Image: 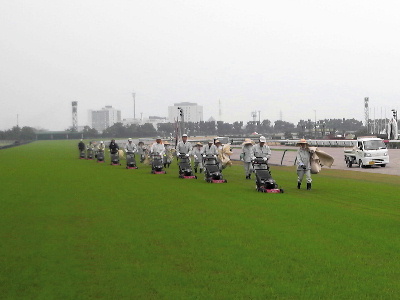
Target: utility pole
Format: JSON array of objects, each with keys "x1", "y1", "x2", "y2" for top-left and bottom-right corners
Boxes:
[
  {"x1": 72, "y1": 101, "x2": 78, "y2": 131},
  {"x1": 313, "y1": 110, "x2": 317, "y2": 139},
  {"x1": 132, "y1": 92, "x2": 136, "y2": 120},
  {"x1": 364, "y1": 97, "x2": 369, "y2": 133},
  {"x1": 178, "y1": 107, "x2": 184, "y2": 134},
  {"x1": 219, "y1": 99, "x2": 222, "y2": 122}
]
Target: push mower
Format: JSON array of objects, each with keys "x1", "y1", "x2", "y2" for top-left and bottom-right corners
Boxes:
[
  {"x1": 151, "y1": 153, "x2": 166, "y2": 174},
  {"x1": 252, "y1": 157, "x2": 283, "y2": 193},
  {"x1": 203, "y1": 154, "x2": 227, "y2": 183},
  {"x1": 110, "y1": 151, "x2": 121, "y2": 166},
  {"x1": 126, "y1": 152, "x2": 138, "y2": 169},
  {"x1": 178, "y1": 154, "x2": 197, "y2": 179}
]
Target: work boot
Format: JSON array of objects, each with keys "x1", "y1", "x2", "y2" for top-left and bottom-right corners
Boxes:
[
  {"x1": 248, "y1": 174, "x2": 251, "y2": 179},
  {"x1": 297, "y1": 182, "x2": 301, "y2": 189},
  {"x1": 307, "y1": 183, "x2": 312, "y2": 190},
  {"x1": 194, "y1": 168, "x2": 197, "y2": 173},
  {"x1": 200, "y1": 168, "x2": 203, "y2": 173},
  {"x1": 245, "y1": 175, "x2": 249, "y2": 179}
]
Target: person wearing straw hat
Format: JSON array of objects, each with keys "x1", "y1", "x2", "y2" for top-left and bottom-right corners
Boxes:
[
  {"x1": 192, "y1": 142, "x2": 204, "y2": 173},
  {"x1": 176, "y1": 133, "x2": 193, "y2": 156},
  {"x1": 241, "y1": 138, "x2": 254, "y2": 179},
  {"x1": 163, "y1": 140, "x2": 173, "y2": 168},
  {"x1": 251, "y1": 136, "x2": 271, "y2": 169},
  {"x1": 137, "y1": 141, "x2": 147, "y2": 163},
  {"x1": 214, "y1": 140, "x2": 227, "y2": 170},
  {"x1": 296, "y1": 139, "x2": 313, "y2": 190}
]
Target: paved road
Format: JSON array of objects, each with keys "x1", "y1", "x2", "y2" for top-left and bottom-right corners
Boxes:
[{"x1": 231, "y1": 146, "x2": 400, "y2": 176}]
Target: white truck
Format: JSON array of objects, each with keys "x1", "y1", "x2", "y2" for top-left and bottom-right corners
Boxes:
[{"x1": 344, "y1": 137, "x2": 389, "y2": 168}]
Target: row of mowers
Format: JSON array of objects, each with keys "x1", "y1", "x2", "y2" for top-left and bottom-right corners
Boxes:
[{"x1": 79, "y1": 150, "x2": 283, "y2": 193}]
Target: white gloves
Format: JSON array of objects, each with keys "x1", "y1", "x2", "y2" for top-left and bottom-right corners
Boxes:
[{"x1": 263, "y1": 157, "x2": 268, "y2": 161}]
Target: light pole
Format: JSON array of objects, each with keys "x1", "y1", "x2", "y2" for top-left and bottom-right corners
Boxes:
[
  {"x1": 313, "y1": 110, "x2": 317, "y2": 139},
  {"x1": 177, "y1": 107, "x2": 184, "y2": 134}
]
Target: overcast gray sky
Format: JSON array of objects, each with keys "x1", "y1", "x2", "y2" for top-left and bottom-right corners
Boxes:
[{"x1": 1, "y1": 0, "x2": 399, "y2": 131}]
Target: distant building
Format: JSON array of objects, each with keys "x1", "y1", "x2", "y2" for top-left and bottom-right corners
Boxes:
[
  {"x1": 168, "y1": 102, "x2": 203, "y2": 123},
  {"x1": 123, "y1": 116, "x2": 167, "y2": 130},
  {"x1": 88, "y1": 106, "x2": 121, "y2": 132}
]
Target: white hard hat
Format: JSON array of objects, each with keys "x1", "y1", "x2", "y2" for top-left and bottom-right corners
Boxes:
[
  {"x1": 100, "y1": 141, "x2": 104, "y2": 144},
  {"x1": 259, "y1": 136, "x2": 267, "y2": 143},
  {"x1": 128, "y1": 138, "x2": 132, "y2": 141},
  {"x1": 182, "y1": 134, "x2": 188, "y2": 137}
]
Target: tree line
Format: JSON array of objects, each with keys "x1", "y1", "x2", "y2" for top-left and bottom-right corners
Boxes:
[
  {"x1": 81, "y1": 118, "x2": 365, "y2": 139},
  {"x1": 3, "y1": 118, "x2": 389, "y2": 140}
]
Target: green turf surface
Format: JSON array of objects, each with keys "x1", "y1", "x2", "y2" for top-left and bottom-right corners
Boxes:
[{"x1": 1, "y1": 140, "x2": 399, "y2": 299}]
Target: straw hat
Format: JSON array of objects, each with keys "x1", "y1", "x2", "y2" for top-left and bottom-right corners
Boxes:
[
  {"x1": 164, "y1": 141, "x2": 170, "y2": 145},
  {"x1": 242, "y1": 138, "x2": 254, "y2": 145},
  {"x1": 214, "y1": 140, "x2": 221, "y2": 144},
  {"x1": 296, "y1": 139, "x2": 309, "y2": 146},
  {"x1": 196, "y1": 142, "x2": 203, "y2": 146}
]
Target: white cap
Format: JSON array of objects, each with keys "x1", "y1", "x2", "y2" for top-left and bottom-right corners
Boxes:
[
  {"x1": 182, "y1": 134, "x2": 188, "y2": 137},
  {"x1": 259, "y1": 136, "x2": 266, "y2": 143}
]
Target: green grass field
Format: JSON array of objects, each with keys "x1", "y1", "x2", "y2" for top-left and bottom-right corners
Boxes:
[{"x1": 1, "y1": 140, "x2": 399, "y2": 299}]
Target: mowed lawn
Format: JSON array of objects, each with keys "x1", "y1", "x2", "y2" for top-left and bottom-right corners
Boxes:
[{"x1": 1, "y1": 140, "x2": 400, "y2": 299}]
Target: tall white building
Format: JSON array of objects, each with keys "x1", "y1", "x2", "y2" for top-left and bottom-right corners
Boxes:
[
  {"x1": 88, "y1": 106, "x2": 121, "y2": 132},
  {"x1": 168, "y1": 102, "x2": 203, "y2": 123}
]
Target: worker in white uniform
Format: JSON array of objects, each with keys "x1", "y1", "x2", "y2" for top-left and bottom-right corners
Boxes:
[
  {"x1": 251, "y1": 136, "x2": 271, "y2": 169},
  {"x1": 150, "y1": 137, "x2": 165, "y2": 156},
  {"x1": 296, "y1": 139, "x2": 313, "y2": 190},
  {"x1": 176, "y1": 134, "x2": 193, "y2": 156},
  {"x1": 241, "y1": 138, "x2": 254, "y2": 179},
  {"x1": 192, "y1": 142, "x2": 204, "y2": 173}
]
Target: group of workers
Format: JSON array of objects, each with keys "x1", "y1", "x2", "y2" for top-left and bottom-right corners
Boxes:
[
  {"x1": 149, "y1": 134, "x2": 226, "y2": 172},
  {"x1": 78, "y1": 134, "x2": 227, "y2": 173},
  {"x1": 79, "y1": 134, "x2": 315, "y2": 190},
  {"x1": 240, "y1": 136, "x2": 314, "y2": 190}
]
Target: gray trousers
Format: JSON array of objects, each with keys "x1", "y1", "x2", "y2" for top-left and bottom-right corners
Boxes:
[
  {"x1": 243, "y1": 162, "x2": 253, "y2": 176},
  {"x1": 194, "y1": 161, "x2": 203, "y2": 169},
  {"x1": 297, "y1": 169, "x2": 312, "y2": 183}
]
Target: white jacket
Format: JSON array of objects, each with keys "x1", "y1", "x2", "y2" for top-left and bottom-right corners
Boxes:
[
  {"x1": 124, "y1": 142, "x2": 137, "y2": 153},
  {"x1": 176, "y1": 141, "x2": 193, "y2": 155},
  {"x1": 296, "y1": 148, "x2": 311, "y2": 170},
  {"x1": 241, "y1": 144, "x2": 254, "y2": 163},
  {"x1": 251, "y1": 144, "x2": 271, "y2": 160},
  {"x1": 203, "y1": 144, "x2": 218, "y2": 155},
  {"x1": 150, "y1": 143, "x2": 165, "y2": 155}
]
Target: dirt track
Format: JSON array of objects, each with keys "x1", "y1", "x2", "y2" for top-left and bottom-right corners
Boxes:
[{"x1": 231, "y1": 146, "x2": 400, "y2": 176}]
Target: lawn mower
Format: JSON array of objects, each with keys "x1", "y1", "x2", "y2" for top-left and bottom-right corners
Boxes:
[
  {"x1": 151, "y1": 153, "x2": 166, "y2": 174},
  {"x1": 203, "y1": 154, "x2": 227, "y2": 183},
  {"x1": 252, "y1": 157, "x2": 283, "y2": 193},
  {"x1": 126, "y1": 152, "x2": 138, "y2": 169},
  {"x1": 178, "y1": 154, "x2": 197, "y2": 179}
]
